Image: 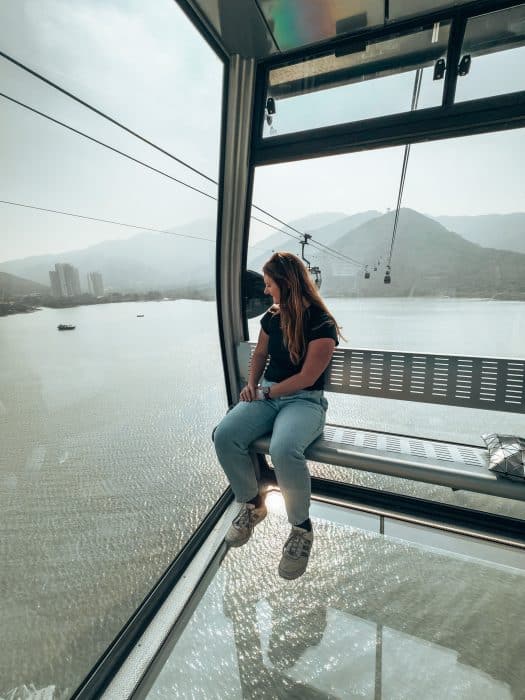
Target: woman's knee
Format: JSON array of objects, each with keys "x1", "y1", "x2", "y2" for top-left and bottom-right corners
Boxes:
[
  {"x1": 213, "y1": 419, "x2": 235, "y2": 452},
  {"x1": 213, "y1": 411, "x2": 249, "y2": 454},
  {"x1": 269, "y1": 441, "x2": 303, "y2": 469}
]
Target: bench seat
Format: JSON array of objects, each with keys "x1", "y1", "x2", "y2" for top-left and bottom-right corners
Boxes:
[
  {"x1": 237, "y1": 342, "x2": 525, "y2": 503},
  {"x1": 251, "y1": 424, "x2": 525, "y2": 502}
]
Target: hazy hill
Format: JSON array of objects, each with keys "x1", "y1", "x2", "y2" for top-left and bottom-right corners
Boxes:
[
  {"x1": 2, "y1": 210, "x2": 524, "y2": 300},
  {"x1": 0, "y1": 219, "x2": 216, "y2": 293},
  {"x1": 248, "y1": 210, "x2": 382, "y2": 268},
  {"x1": 433, "y1": 213, "x2": 525, "y2": 254},
  {"x1": 324, "y1": 208, "x2": 525, "y2": 299},
  {"x1": 0, "y1": 271, "x2": 50, "y2": 297}
]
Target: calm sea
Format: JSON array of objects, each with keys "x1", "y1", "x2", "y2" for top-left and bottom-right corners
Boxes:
[{"x1": 1, "y1": 297, "x2": 524, "y2": 697}]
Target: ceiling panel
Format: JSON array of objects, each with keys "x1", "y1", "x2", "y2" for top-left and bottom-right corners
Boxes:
[
  {"x1": 187, "y1": 1, "x2": 525, "y2": 59},
  {"x1": 192, "y1": 0, "x2": 278, "y2": 57}
]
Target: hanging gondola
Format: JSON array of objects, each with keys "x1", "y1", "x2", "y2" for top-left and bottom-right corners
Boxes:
[
  {"x1": 310, "y1": 266, "x2": 322, "y2": 288},
  {"x1": 299, "y1": 233, "x2": 322, "y2": 289}
]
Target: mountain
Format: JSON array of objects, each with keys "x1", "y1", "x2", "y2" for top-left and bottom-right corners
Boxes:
[
  {"x1": 0, "y1": 271, "x2": 50, "y2": 297},
  {"x1": 248, "y1": 210, "x2": 382, "y2": 269},
  {"x1": 0, "y1": 219, "x2": 216, "y2": 293},
  {"x1": 323, "y1": 208, "x2": 525, "y2": 299},
  {"x1": 433, "y1": 214, "x2": 525, "y2": 254},
  {"x1": 2, "y1": 210, "x2": 524, "y2": 300}
]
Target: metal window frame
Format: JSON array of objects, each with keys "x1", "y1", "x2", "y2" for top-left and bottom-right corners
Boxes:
[
  {"x1": 253, "y1": 0, "x2": 525, "y2": 161},
  {"x1": 259, "y1": 0, "x2": 524, "y2": 69}
]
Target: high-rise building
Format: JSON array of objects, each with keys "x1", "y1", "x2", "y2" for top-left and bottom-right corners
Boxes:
[
  {"x1": 48, "y1": 263, "x2": 81, "y2": 297},
  {"x1": 87, "y1": 271, "x2": 104, "y2": 297},
  {"x1": 49, "y1": 270, "x2": 62, "y2": 297}
]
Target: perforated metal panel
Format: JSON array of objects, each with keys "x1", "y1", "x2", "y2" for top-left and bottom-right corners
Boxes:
[
  {"x1": 239, "y1": 342, "x2": 525, "y2": 413},
  {"x1": 322, "y1": 426, "x2": 486, "y2": 467}
]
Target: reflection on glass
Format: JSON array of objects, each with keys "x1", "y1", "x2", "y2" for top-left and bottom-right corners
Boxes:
[
  {"x1": 145, "y1": 506, "x2": 524, "y2": 699},
  {"x1": 455, "y1": 5, "x2": 525, "y2": 102},
  {"x1": 258, "y1": 0, "x2": 384, "y2": 51},
  {"x1": 264, "y1": 24, "x2": 449, "y2": 136}
]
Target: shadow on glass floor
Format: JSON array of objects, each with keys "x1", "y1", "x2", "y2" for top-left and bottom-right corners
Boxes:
[{"x1": 144, "y1": 497, "x2": 524, "y2": 700}]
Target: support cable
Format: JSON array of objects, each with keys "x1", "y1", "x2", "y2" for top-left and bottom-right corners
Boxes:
[
  {"x1": 386, "y1": 68, "x2": 423, "y2": 270},
  {"x1": 0, "y1": 51, "x2": 365, "y2": 267},
  {"x1": 0, "y1": 94, "x2": 364, "y2": 268},
  {"x1": 0, "y1": 198, "x2": 311, "y2": 249},
  {"x1": 0, "y1": 49, "x2": 217, "y2": 185},
  {"x1": 0, "y1": 91, "x2": 217, "y2": 203},
  {"x1": 0, "y1": 199, "x2": 214, "y2": 242}
]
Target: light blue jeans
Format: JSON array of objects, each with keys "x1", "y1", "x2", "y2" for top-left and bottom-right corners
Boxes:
[{"x1": 213, "y1": 380, "x2": 328, "y2": 525}]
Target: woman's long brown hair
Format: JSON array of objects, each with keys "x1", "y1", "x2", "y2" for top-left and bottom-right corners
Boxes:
[{"x1": 262, "y1": 251, "x2": 343, "y2": 364}]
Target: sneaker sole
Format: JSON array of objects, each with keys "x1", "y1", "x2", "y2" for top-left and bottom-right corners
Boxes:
[{"x1": 278, "y1": 563, "x2": 308, "y2": 580}]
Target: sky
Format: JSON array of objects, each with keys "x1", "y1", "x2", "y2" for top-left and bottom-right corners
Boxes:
[{"x1": 1, "y1": 0, "x2": 524, "y2": 263}]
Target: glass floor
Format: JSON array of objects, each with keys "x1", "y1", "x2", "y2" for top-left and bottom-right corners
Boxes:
[{"x1": 138, "y1": 494, "x2": 525, "y2": 700}]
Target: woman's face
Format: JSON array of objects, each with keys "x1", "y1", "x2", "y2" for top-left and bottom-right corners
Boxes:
[{"x1": 263, "y1": 274, "x2": 280, "y2": 304}]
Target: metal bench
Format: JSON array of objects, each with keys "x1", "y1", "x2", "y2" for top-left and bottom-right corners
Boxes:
[{"x1": 237, "y1": 342, "x2": 525, "y2": 502}]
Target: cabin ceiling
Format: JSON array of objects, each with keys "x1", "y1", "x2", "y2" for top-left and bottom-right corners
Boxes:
[{"x1": 188, "y1": 0, "x2": 482, "y2": 58}]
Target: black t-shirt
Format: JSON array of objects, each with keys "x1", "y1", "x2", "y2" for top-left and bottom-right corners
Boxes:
[{"x1": 260, "y1": 305, "x2": 339, "y2": 390}]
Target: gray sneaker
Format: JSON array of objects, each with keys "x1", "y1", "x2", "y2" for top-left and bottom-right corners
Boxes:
[
  {"x1": 225, "y1": 503, "x2": 267, "y2": 547},
  {"x1": 278, "y1": 526, "x2": 314, "y2": 580}
]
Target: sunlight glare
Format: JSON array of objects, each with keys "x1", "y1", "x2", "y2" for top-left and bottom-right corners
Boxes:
[{"x1": 265, "y1": 490, "x2": 286, "y2": 513}]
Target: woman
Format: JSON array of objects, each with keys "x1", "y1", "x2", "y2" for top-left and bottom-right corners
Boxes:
[{"x1": 213, "y1": 252, "x2": 341, "y2": 580}]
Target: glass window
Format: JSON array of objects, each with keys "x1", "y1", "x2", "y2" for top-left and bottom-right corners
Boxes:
[
  {"x1": 246, "y1": 128, "x2": 524, "y2": 495},
  {"x1": 455, "y1": 5, "x2": 525, "y2": 102},
  {"x1": 264, "y1": 23, "x2": 450, "y2": 137},
  {"x1": 143, "y1": 500, "x2": 525, "y2": 698},
  {"x1": 388, "y1": 0, "x2": 473, "y2": 21},
  {"x1": 0, "y1": 0, "x2": 226, "y2": 696}
]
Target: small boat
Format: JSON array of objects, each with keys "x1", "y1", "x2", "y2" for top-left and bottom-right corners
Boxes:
[
  {"x1": 137, "y1": 314, "x2": 144, "y2": 318},
  {"x1": 57, "y1": 324, "x2": 76, "y2": 331}
]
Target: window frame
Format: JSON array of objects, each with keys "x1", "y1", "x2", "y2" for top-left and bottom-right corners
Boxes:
[{"x1": 252, "y1": 0, "x2": 525, "y2": 162}]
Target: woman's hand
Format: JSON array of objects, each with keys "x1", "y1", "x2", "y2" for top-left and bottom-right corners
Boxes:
[{"x1": 240, "y1": 383, "x2": 257, "y2": 402}]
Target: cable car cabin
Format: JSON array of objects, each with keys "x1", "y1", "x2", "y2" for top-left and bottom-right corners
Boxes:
[{"x1": 3, "y1": 1, "x2": 525, "y2": 699}]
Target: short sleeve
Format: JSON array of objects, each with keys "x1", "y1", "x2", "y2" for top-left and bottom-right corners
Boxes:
[
  {"x1": 308, "y1": 311, "x2": 339, "y2": 346},
  {"x1": 260, "y1": 311, "x2": 272, "y2": 334}
]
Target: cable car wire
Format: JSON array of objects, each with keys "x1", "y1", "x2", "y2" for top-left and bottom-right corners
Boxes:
[
  {"x1": 0, "y1": 91, "x2": 218, "y2": 203},
  {"x1": 307, "y1": 238, "x2": 364, "y2": 267},
  {"x1": 0, "y1": 92, "x2": 328, "y2": 254},
  {"x1": 386, "y1": 69, "x2": 423, "y2": 271},
  {"x1": 0, "y1": 51, "x2": 366, "y2": 269},
  {"x1": 1, "y1": 196, "x2": 360, "y2": 278},
  {"x1": 0, "y1": 52, "x2": 324, "y2": 244},
  {"x1": 1, "y1": 93, "x2": 364, "y2": 269},
  {"x1": 0, "y1": 199, "x2": 215, "y2": 242},
  {"x1": 0, "y1": 49, "x2": 217, "y2": 186}
]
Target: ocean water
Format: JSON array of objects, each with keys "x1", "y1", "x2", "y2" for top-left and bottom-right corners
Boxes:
[{"x1": 1, "y1": 297, "x2": 524, "y2": 697}]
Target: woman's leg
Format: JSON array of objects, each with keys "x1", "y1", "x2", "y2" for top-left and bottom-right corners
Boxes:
[
  {"x1": 269, "y1": 395, "x2": 327, "y2": 525},
  {"x1": 213, "y1": 399, "x2": 277, "y2": 503}
]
